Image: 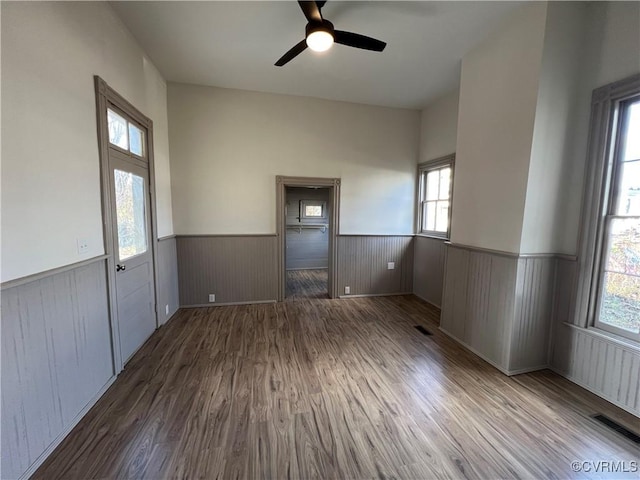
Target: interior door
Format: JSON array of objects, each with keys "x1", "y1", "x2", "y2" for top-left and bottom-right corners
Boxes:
[{"x1": 107, "y1": 107, "x2": 156, "y2": 364}]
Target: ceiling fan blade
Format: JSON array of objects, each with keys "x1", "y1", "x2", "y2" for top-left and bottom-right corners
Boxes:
[
  {"x1": 275, "y1": 39, "x2": 308, "y2": 67},
  {"x1": 334, "y1": 30, "x2": 386, "y2": 52},
  {"x1": 316, "y1": 0, "x2": 327, "y2": 10},
  {"x1": 298, "y1": 1, "x2": 323, "y2": 23}
]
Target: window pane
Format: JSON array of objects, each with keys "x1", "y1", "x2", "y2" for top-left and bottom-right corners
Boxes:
[
  {"x1": 603, "y1": 217, "x2": 640, "y2": 274},
  {"x1": 114, "y1": 169, "x2": 147, "y2": 261},
  {"x1": 426, "y1": 170, "x2": 439, "y2": 200},
  {"x1": 615, "y1": 160, "x2": 640, "y2": 216},
  {"x1": 305, "y1": 205, "x2": 322, "y2": 217},
  {"x1": 128, "y1": 123, "x2": 144, "y2": 157},
  {"x1": 435, "y1": 201, "x2": 450, "y2": 232},
  {"x1": 424, "y1": 201, "x2": 436, "y2": 231},
  {"x1": 598, "y1": 216, "x2": 640, "y2": 333},
  {"x1": 439, "y1": 167, "x2": 451, "y2": 200},
  {"x1": 108, "y1": 109, "x2": 128, "y2": 150},
  {"x1": 622, "y1": 100, "x2": 640, "y2": 161},
  {"x1": 599, "y1": 272, "x2": 640, "y2": 334}
]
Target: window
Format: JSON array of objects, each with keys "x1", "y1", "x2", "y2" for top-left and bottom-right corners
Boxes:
[
  {"x1": 594, "y1": 96, "x2": 640, "y2": 340},
  {"x1": 300, "y1": 200, "x2": 326, "y2": 220},
  {"x1": 114, "y1": 169, "x2": 148, "y2": 261},
  {"x1": 418, "y1": 154, "x2": 454, "y2": 238},
  {"x1": 107, "y1": 107, "x2": 145, "y2": 157}
]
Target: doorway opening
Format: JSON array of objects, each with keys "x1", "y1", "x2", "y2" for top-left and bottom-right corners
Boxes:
[
  {"x1": 276, "y1": 176, "x2": 340, "y2": 301},
  {"x1": 285, "y1": 186, "x2": 331, "y2": 299}
]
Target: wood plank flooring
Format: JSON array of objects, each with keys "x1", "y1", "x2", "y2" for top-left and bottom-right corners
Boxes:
[
  {"x1": 286, "y1": 269, "x2": 328, "y2": 300},
  {"x1": 34, "y1": 295, "x2": 639, "y2": 479}
]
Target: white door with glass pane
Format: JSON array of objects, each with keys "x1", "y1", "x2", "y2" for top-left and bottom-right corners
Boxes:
[{"x1": 107, "y1": 107, "x2": 156, "y2": 363}]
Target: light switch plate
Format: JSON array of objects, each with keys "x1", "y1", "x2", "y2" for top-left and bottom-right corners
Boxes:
[{"x1": 387, "y1": 262, "x2": 395, "y2": 270}]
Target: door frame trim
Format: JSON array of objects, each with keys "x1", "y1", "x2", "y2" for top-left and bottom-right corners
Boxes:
[
  {"x1": 276, "y1": 175, "x2": 340, "y2": 301},
  {"x1": 94, "y1": 76, "x2": 160, "y2": 374}
]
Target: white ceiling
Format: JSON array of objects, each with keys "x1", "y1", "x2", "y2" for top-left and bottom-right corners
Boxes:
[{"x1": 111, "y1": 1, "x2": 521, "y2": 109}]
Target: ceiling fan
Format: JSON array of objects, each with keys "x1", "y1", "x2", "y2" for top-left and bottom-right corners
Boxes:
[{"x1": 275, "y1": 1, "x2": 387, "y2": 67}]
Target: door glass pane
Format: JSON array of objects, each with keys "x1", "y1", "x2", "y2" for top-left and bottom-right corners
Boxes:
[
  {"x1": 622, "y1": 100, "x2": 640, "y2": 161},
  {"x1": 114, "y1": 169, "x2": 147, "y2": 261},
  {"x1": 426, "y1": 171, "x2": 439, "y2": 200},
  {"x1": 615, "y1": 160, "x2": 640, "y2": 216},
  {"x1": 108, "y1": 109, "x2": 129, "y2": 150},
  {"x1": 128, "y1": 123, "x2": 145, "y2": 157}
]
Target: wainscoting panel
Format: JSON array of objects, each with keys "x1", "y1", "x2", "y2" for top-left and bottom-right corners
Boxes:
[
  {"x1": 441, "y1": 246, "x2": 469, "y2": 340},
  {"x1": 550, "y1": 257, "x2": 639, "y2": 416},
  {"x1": 1, "y1": 259, "x2": 114, "y2": 480},
  {"x1": 441, "y1": 245, "x2": 556, "y2": 374},
  {"x1": 412, "y1": 236, "x2": 446, "y2": 307},
  {"x1": 510, "y1": 257, "x2": 556, "y2": 372},
  {"x1": 337, "y1": 236, "x2": 413, "y2": 296},
  {"x1": 551, "y1": 323, "x2": 640, "y2": 416},
  {"x1": 157, "y1": 236, "x2": 180, "y2": 325},
  {"x1": 553, "y1": 257, "x2": 579, "y2": 326},
  {"x1": 176, "y1": 235, "x2": 278, "y2": 306}
]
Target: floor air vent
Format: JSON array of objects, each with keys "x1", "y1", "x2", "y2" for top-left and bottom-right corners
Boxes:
[
  {"x1": 591, "y1": 414, "x2": 640, "y2": 444},
  {"x1": 414, "y1": 325, "x2": 432, "y2": 336}
]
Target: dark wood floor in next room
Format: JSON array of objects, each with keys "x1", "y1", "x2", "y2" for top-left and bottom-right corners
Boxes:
[
  {"x1": 34, "y1": 289, "x2": 639, "y2": 479},
  {"x1": 286, "y1": 269, "x2": 328, "y2": 300}
]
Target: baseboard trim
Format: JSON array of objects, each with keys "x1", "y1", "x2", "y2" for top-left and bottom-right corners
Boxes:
[
  {"x1": 412, "y1": 292, "x2": 441, "y2": 310},
  {"x1": 508, "y1": 364, "x2": 550, "y2": 376},
  {"x1": 181, "y1": 299, "x2": 277, "y2": 308},
  {"x1": 18, "y1": 375, "x2": 117, "y2": 480},
  {"x1": 338, "y1": 292, "x2": 413, "y2": 299},
  {"x1": 438, "y1": 327, "x2": 547, "y2": 377},
  {"x1": 548, "y1": 366, "x2": 640, "y2": 418}
]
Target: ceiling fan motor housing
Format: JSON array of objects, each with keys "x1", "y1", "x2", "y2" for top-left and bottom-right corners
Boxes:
[{"x1": 306, "y1": 20, "x2": 334, "y2": 38}]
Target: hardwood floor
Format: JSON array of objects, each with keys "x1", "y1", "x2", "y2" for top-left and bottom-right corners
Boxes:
[
  {"x1": 286, "y1": 269, "x2": 328, "y2": 300},
  {"x1": 34, "y1": 295, "x2": 639, "y2": 479}
]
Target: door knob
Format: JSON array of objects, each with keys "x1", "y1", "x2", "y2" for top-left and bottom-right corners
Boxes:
[{"x1": 116, "y1": 264, "x2": 126, "y2": 272}]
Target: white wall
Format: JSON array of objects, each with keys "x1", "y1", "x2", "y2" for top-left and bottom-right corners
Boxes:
[
  {"x1": 168, "y1": 84, "x2": 420, "y2": 235},
  {"x1": 419, "y1": 89, "x2": 459, "y2": 163},
  {"x1": 552, "y1": 1, "x2": 640, "y2": 256},
  {"x1": 520, "y1": 2, "x2": 588, "y2": 254},
  {"x1": 451, "y1": 2, "x2": 547, "y2": 253},
  {"x1": 1, "y1": 1, "x2": 174, "y2": 282}
]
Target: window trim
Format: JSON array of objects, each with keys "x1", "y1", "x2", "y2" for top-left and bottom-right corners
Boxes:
[
  {"x1": 417, "y1": 154, "x2": 455, "y2": 239},
  {"x1": 575, "y1": 73, "x2": 640, "y2": 342}
]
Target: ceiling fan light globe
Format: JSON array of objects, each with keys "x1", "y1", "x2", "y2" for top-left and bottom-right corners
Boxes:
[{"x1": 306, "y1": 30, "x2": 334, "y2": 52}]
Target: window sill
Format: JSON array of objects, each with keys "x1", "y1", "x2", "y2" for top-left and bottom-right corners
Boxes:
[
  {"x1": 563, "y1": 322, "x2": 640, "y2": 353},
  {"x1": 415, "y1": 233, "x2": 449, "y2": 241}
]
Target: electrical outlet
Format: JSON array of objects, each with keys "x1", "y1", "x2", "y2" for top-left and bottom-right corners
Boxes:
[
  {"x1": 76, "y1": 238, "x2": 89, "y2": 254},
  {"x1": 344, "y1": 286, "x2": 350, "y2": 294},
  {"x1": 387, "y1": 262, "x2": 395, "y2": 270},
  {"x1": 165, "y1": 304, "x2": 169, "y2": 315},
  {"x1": 208, "y1": 294, "x2": 216, "y2": 303}
]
